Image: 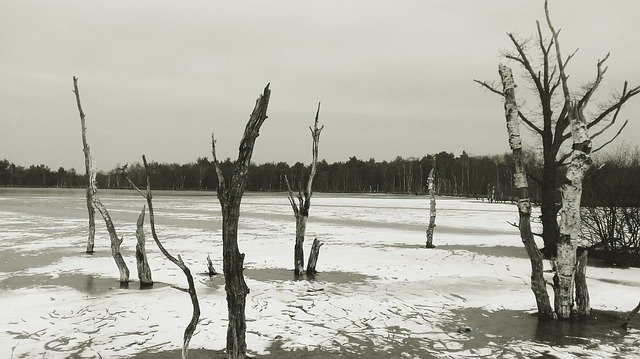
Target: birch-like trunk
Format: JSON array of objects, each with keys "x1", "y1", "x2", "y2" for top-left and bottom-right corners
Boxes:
[
  {"x1": 72, "y1": 76, "x2": 96, "y2": 254},
  {"x1": 135, "y1": 206, "x2": 153, "y2": 287},
  {"x1": 73, "y1": 77, "x2": 129, "y2": 283},
  {"x1": 306, "y1": 238, "x2": 323, "y2": 275},
  {"x1": 553, "y1": 103, "x2": 592, "y2": 320},
  {"x1": 425, "y1": 159, "x2": 436, "y2": 248},
  {"x1": 212, "y1": 85, "x2": 271, "y2": 359},
  {"x1": 499, "y1": 65, "x2": 553, "y2": 318},
  {"x1": 574, "y1": 248, "x2": 590, "y2": 316},
  {"x1": 285, "y1": 103, "x2": 324, "y2": 276}
]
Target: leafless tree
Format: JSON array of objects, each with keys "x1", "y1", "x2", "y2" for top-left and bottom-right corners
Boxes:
[
  {"x1": 72, "y1": 76, "x2": 96, "y2": 254},
  {"x1": 212, "y1": 84, "x2": 271, "y2": 359},
  {"x1": 135, "y1": 205, "x2": 153, "y2": 287},
  {"x1": 475, "y1": 0, "x2": 639, "y2": 260},
  {"x1": 284, "y1": 103, "x2": 324, "y2": 276},
  {"x1": 72, "y1": 77, "x2": 129, "y2": 284},
  {"x1": 125, "y1": 155, "x2": 200, "y2": 359},
  {"x1": 425, "y1": 157, "x2": 437, "y2": 249}
]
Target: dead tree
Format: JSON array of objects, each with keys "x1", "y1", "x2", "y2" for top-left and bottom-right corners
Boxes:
[
  {"x1": 135, "y1": 206, "x2": 153, "y2": 287},
  {"x1": 72, "y1": 76, "x2": 96, "y2": 254},
  {"x1": 425, "y1": 157, "x2": 437, "y2": 249},
  {"x1": 284, "y1": 103, "x2": 324, "y2": 276},
  {"x1": 306, "y1": 238, "x2": 323, "y2": 275},
  {"x1": 212, "y1": 84, "x2": 271, "y2": 359},
  {"x1": 475, "y1": 0, "x2": 639, "y2": 260},
  {"x1": 72, "y1": 77, "x2": 129, "y2": 284},
  {"x1": 621, "y1": 301, "x2": 640, "y2": 330},
  {"x1": 207, "y1": 254, "x2": 218, "y2": 276},
  {"x1": 125, "y1": 155, "x2": 201, "y2": 359},
  {"x1": 499, "y1": 64, "x2": 553, "y2": 318}
]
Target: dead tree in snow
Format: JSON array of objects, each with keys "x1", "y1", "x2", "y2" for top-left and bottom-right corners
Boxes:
[
  {"x1": 306, "y1": 238, "x2": 323, "y2": 275},
  {"x1": 72, "y1": 77, "x2": 129, "y2": 284},
  {"x1": 125, "y1": 155, "x2": 200, "y2": 359},
  {"x1": 499, "y1": 64, "x2": 553, "y2": 318},
  {"x1": 212, "y1": 84, "x2": 271, "y2": 359},
  {"x1": 284, "y1": 103, "x2": 324, "y2": 276},
  {"x1": 135, "y1": 206, "x2": 153, "y2": 287},
  {"x1": 207, "y1": 254, "x2": 218, "y2": 276},
  {"x1": 72, "y1": 76, "x2": 96, "y2": 254},
  {"x1": 425, "y1": 157, "x2": 436, "y2": 249}
]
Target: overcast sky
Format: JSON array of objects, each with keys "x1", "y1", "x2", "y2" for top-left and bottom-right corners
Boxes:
[{"x1": 2, "y1": 1, "x2": 639, "y2": 171}]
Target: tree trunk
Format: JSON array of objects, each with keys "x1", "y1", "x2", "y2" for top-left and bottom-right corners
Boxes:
[
  {"x1": 306, "y1": 238, "x2": 323, "y2": 275},
  {"x1": 136, "y1": 206, "x2": 153, "y2": 287},
  {"x1": 575, "y1": 248, "x2": 590, "y2": 316},
  {"x1": 207, "y1": 254, "x2": 218, "y2": 276},
  {"x1": 294, "y1": 214, "x2": 307, "y2": 275},
  {"x1": 212, "y1": 84, "x2": 271, "y2": 359},
  {"x1": 425, "y1": 158, "x2": 436, "y2": 249},
  {"x1": 72, "y1": 76, "x2": 129, "y2": 283},
  {"x1": 72, "y1": 76, "x2": 96, "y2": 254},
  {"x1": 499, "y1": 65, "x2": 553, "y2": 318},
  {"x1": 553, "y1": 102, "x2": 593, "y2": 320},
  {"x1": 622, "y1": 301, "x2": 640, "y2": 330}
]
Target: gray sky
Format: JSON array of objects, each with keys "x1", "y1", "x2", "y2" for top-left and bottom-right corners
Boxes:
[{"x1": 2, "y1": 1, "x2": 639, "y2": 171}]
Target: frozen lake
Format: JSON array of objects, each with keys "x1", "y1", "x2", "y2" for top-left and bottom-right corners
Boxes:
[{"x1": 1, "y1": 188, "x2": 639, "y2": 358}]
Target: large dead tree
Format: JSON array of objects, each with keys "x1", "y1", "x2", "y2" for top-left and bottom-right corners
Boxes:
[
  {"x1": 212, "y1": 84, "x2": 271, "y2": 359},
  {"x1": 425, "y1": 157, "x2": 436, "y2": 249},
  {"x1": 72, "y1": 76, "x2": 96, "y2": 254},
  {"x1": 125, "y1": 156, "x2": 201, "y2": 359},
  {"x1": 499, "y1": 64, "x2": 554, "y2": 318},
  {"x1": 284, "y1": 103, "x2": 324, "y2": 276},
  {"x1": 475, "y1": 0, "x2": 639, "y2": 260},
  {"x1": 72, "y1": 77, "x2": 129, "y2": 284}
]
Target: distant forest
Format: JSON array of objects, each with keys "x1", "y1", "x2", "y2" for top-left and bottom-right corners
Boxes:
[{"x1": 1, "y1": 150, "x2": 638, "y2": 206}]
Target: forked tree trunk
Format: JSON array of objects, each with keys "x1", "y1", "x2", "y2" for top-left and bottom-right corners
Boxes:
[
  {"x1": 554, "y1": 103, "x2": 592, "y2": 320},
  {"x1": 425, "y1": 158, "x2": 436, "y2": 249},
  {"x1": 73, "y1": 77, "x2": 129, "y2": 284},
  {"x1": 284, "y1": 103, "x2": 324, "y2": 276},
  {"x1": 212, "y1": 85, "x2": 271, "y2": 359},
  {"x1": 306, "y1": 238, "x2": 323, "y2": 275},
  {"x1": 124, "y1": 156, "x2": 200, "y2": 359},
  {"x1": 72, "y1": 76, "x2": 96, "y2": 254},
  {"x1": 136, "y1": 205, "x2": 153, "y2": 287},
  {"x1": 499, "y1": 65, "x2": 553, "y2": 318}
]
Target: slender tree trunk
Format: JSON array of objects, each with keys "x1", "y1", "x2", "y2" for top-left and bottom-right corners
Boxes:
[
  {"x1": 207, "y1": 254, "x2": 218, "y2": 276},
  {"x1": 306, "y1": 238, "x2": 323, "y2": 275},
  {"x1": 72, "y1": 77, "x2": 96, "y2": 254},
  {"x1": 212, "y1": 85, "x2": 271, "y2": 359},
  {"x1": 72, "y1": 77, "x2": 129, "y2": 283},
  {"x1": 294, "y1": 215, "x2": 307, "y2": 275},
  {"x1": 136, "y1": 206, "x2": 153, "y2": 287},
  {"x1": 425, "y1": 158, "x2": 436, "y2": 249},
  {"x1": 499, "y1": 65, "x2": 553, "y2": 318}
]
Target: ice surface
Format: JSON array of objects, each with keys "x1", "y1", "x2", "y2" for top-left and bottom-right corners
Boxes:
[{"x1": 0, "y1": 188, "x2": 638, "y2": 358}]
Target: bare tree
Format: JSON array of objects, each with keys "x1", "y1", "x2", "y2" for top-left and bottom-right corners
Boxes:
[
  {"x1": 284, "y1": 103, "x2": 324, "y2": 276},
  {"x1": 499, "y1": 64, "x2": 554, "y2": 318},
  {"x1": 212, "y1": 84, "x2": 271, "y2": 359},
  {"x1": 425, "y1": 157, "x2": 436, "y2": 249},
  {"x1": 72, "y1": 76, "x2": 129, "y2": 284},
  {"x1": 125, "y1": 155, "x2": 201, "y2": 359},
  {"x1": 135, "y1": 206, "x2": 153, "y2": 287},
  {"x1": 72, "y1": 76, "x2": 96, "y2": 254},
  {"x1": 475, "y1": 0, "x2": 639, "y2": 260}
]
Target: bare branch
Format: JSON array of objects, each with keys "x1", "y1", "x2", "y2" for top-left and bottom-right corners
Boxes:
[
  {"x1": 211, "y1": 132, "x2": 226, "y2": 202},
  {"x1": 592, "y1": 119, "x2": 629, "y2": 153},
  {"x1": 507, "y1": 33, "x2": 544, "y2": 95},
  {"x1": 283, "y1": 174, "x2": 299, "y2": 216},
  {"x1": 545, "y1": 0, "x2": 570, "y2": 105},
  {"x1": 519, "y1": 111, "x2": 543, "y2": 134},
  {"x1": 578, "y1": 53, "x2": 610, "y2": 108},
  {"x1": 306, "y1": 102, "x2": 323, "y2": 199},
  {"x1": 474, "y1": 79, "x2": 504, "y2": 97}
]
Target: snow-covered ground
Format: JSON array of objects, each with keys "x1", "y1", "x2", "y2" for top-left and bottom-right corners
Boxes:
[{"x1": 0, "y1": 188, "x2": 638, "y2": 358}]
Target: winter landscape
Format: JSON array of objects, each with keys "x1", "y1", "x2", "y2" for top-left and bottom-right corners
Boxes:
[{"x1": 1, "y1": 189, "x2": 639, "y2": 358}]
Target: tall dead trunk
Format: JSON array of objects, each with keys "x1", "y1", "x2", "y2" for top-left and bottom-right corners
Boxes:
[
  {"x1": 284, "y1": 103, "x2": 324, "y2": 276},
  {"x1": 425, "y1": 157, "x2": 436, "y2": 249},
  {"x1": 72, "y1": 77, "x2": 129, "y2": 283},
  {"x1": 306, "y1": 238, "x2": 323, "y2": 275},
  {"x1": 125, "y1": 156, "x2": 201, "y2": 359},
  {"x1": 135, "y1": 206, "x2": 153, "y2": 287},
  {"x1": 499, "y1": 65, "x2": 554, "y2": 318},
  {"x1": 212, "y1": 84, "x2": 271, "y2": 359},
  {"x1": 72, "y1": 76, "x2": 96, "y2": 254},
  {"x1": 553, "y1": 103, "x2": 592, "y2": 320}
]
